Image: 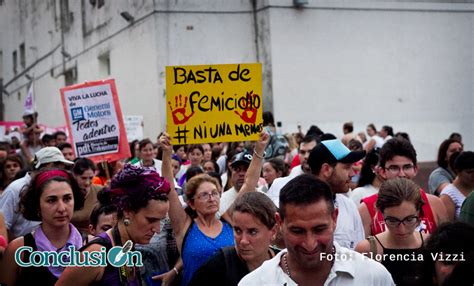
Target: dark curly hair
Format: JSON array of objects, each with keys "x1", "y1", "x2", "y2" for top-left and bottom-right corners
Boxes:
[
  {"x1": 100, "y1": 164, "x2": 170, "y2": 218},
  {"x1": 20, "y1": 168, "x2": 84, "y2": 221},
  {"x1": 379, "y1": 138, "x2": 417, "y2": 168}
]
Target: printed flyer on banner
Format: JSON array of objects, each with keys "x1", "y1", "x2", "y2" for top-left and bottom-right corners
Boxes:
[
  {"x1": 166, "y1": 63, "x2": 263, "y2": 145},
  {"x1": 123, "y1": 115, "x2": 144, "y2": 142},
  {"x1": 60, "y1": 79, "x2": 130, "y2": 162}
]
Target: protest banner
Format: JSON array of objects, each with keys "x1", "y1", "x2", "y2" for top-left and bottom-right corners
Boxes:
[
  {"x1": 60, "y1": 79, "x2": 130, "y2": 163},
  {"x1": 0, "y1": 121, "x2": 24, "y2": 133},
  {"x1": 123, "y1": 115, "x2": 144, "y2": 142},
  {"x1": 166, "y1": 63, "x2": 263, "y2": 145}
]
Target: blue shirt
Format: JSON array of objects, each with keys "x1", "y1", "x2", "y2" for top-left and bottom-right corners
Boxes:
[{"x1": 181, "y1": 220, "x2": 234, "y2": 286}]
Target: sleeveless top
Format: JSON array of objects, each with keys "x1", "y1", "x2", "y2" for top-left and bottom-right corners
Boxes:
[
  {"x1": 16, "y1": 233, "x2": 58, "y2": 286},
  {"x1": 83, "y1": 232, "x2": 140, "y2": 286},
  {"x1": 440, "y1": 184, "x2": 466, "y2": 218},
  {"x1": 189, "y1": 246, "x2": 280, "y2": 286},
  {"x1": 362, "y1": 189, "x2": 436, "y2": 235},
  {"x1": 181, "y1": 220, "x2": 234, "y2": 286},
  {"x1": 372, "y1": 234, "x2": 432, "y2": 286}
]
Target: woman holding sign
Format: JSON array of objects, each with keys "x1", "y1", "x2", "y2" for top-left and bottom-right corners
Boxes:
[{"x1": 159, "y1": 131, "x2": 268, "y2": 286}]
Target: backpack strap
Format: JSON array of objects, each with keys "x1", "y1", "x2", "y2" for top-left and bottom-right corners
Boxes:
[{"x1": 22, "y1": 233, "x2": 36, "y2": 263}]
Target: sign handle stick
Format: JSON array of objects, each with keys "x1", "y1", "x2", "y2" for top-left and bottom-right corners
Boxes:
[{"x1": 102, "y1": 161, "x2": 111, "y2": 181}]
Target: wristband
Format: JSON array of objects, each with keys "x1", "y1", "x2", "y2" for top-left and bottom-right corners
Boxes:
[
  {"x1": 172, "y1": 267, "x2": 179, "y2": 275},
  {"x1": 253, "y1": 150, "x2": 265, "y2": 159}
]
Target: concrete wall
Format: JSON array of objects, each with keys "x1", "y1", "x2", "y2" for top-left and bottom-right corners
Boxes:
[
  {"x1": 268, "y1": 0, "x2": 474, "y2": 161},
  {"x1": 1, "y1": 0, "x2": 472, "y2": 162}
]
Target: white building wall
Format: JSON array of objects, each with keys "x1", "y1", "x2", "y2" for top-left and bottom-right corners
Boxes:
[
  {"x1": 268, "y1": 1, "x2": 473, "y2": 161},
  {"x1": 0, "y1": 0, "x2": 472, "y2": 161}
]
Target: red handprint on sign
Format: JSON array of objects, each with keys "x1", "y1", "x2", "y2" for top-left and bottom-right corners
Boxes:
[
  {"x1": 168, "y1": 94, "x2": 195, "y2": 125},
  {"x1": 234, "y1": 91, "x2": 259, "y2": 124}
]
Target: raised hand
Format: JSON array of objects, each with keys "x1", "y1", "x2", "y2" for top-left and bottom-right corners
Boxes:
[
  {"x1": 168, "y1": 94, "x2": 195, "y2": 124},
  {"x1": 255, "y1": 131, "x2": 270, "y2": 155},
  {"x1": 234, "y1": 91, "x2": 259, "y2": 124},
  {"x1": 159, "y1": 132, "x2": 172, "y2": 153}
]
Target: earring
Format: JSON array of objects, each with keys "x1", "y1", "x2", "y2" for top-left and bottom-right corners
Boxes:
[{"x1": 124, "y1": 218, "x2": 130, "y2": 226}]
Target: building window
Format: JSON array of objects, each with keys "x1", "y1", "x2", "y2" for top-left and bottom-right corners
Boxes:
[
  {"x1": 89, "y1": 0, "x2": 105, "y2": 8},
  {"x1": 98, "y1": 53, "x2": 110, "y2": 76},
  {"x1": 19, "y1": 43, "x2": 26, "y2": 69},
  {"x1": 60, "y1": 0, "x2": 73, "y2": 32},
  {"x1": 64, "y1": 67, "x2": 77, "y2": 86},
  {"x1": 12, "y1": 50, "x2": 17, "y2": 75}
]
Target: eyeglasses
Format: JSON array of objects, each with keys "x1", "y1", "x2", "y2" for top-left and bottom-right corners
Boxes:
[
  {"x1": 384, "y1": 215, "x2": 420, "y2": 228},
  {"x1": 384, "y1": 164, "x2": 415, "y2": 175},
  {"x1": 194, "y1": 191, "x2": 220, "y2": 201}
]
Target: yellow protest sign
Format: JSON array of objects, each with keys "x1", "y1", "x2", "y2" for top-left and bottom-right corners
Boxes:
[{"x1": 166, "y1": 63, "x2": 263, "y2": 145}]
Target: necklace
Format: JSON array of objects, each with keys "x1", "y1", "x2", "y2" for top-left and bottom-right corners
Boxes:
[
  {"x1": 283, "y1": 253, "x2": 292, "y2": 278},
  {"x1": 282, "y1": 246, "x2": 337, "y2": 279}
]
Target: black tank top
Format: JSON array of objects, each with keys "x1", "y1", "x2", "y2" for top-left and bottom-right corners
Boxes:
[
  {"x1": 373, "y1": 233, "x2": 432, "y2": 286},
  {"x1": 16, "y1": 233, "x2": 58, "y2": 286}
]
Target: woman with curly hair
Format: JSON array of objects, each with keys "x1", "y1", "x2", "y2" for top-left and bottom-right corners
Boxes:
[
  {"x1": 0, "y1": 169, "x2": 85, "y2": 286},
  {"x1": 57, "y1": 164, "x2": 171, "y2": 286}
]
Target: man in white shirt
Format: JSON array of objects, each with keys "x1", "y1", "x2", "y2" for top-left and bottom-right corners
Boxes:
[
  {"x1": 239, "y1": 175, "x2": 394, "y2": 286},
  {"x1": 307, "y1": 139, "x2": 366, "y2": 249},
  {"x1": 219, "y1": 151, "x2": 253, "y2": 213}
]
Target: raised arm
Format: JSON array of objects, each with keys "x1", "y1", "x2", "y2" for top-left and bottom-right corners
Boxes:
[
  {"x1": 159, "y1": 133, "x2": 191, "y2": 240},
  {"x1": 239, "y1": 131, "x2": 269, "y2": 194},
  {"x1": 221, "y1": 131, "x2": 269, "y2": 222}
]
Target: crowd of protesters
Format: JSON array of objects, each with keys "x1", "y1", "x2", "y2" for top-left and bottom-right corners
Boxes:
[{"x1": 0, "y1": 110, "x2": 472, "y2": 286}]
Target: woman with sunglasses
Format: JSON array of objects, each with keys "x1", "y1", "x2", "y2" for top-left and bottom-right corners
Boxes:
[{"x1": 355, "y1": 178, "x2": 432, "y2": 286}]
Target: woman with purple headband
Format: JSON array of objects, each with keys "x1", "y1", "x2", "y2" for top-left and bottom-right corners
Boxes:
[
  {"x1": 0, "y1": 169, "x2": 85, "y2": 286},
  {"x1": 57, "y1": 164, "x2": 171, "y2": 286}
]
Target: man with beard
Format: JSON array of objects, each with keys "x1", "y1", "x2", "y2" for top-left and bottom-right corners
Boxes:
[
  {"x1": 239, "y1": 175, "x2": 393, "y2": 286},
  {"x1": 308, "y1": 139, "x2": 366, "y2": 249}
]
